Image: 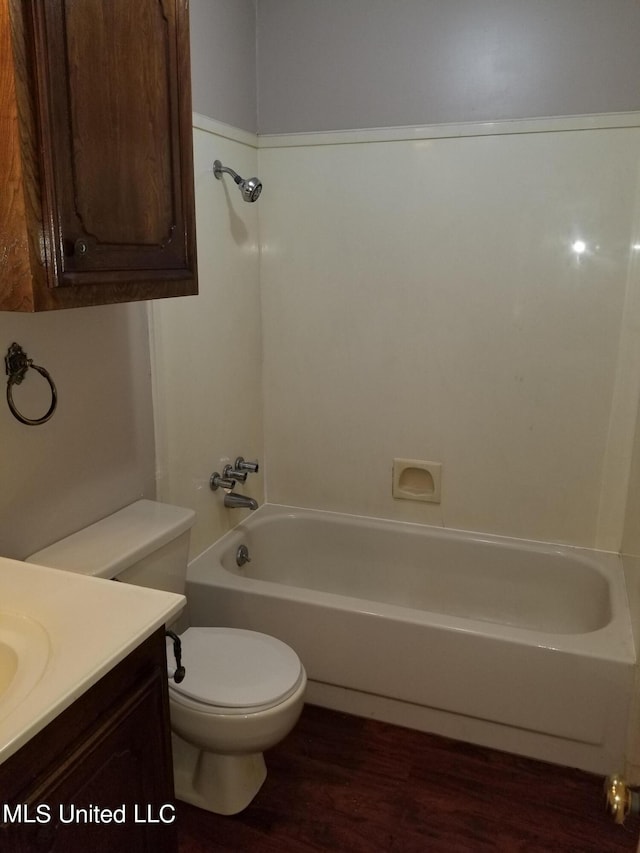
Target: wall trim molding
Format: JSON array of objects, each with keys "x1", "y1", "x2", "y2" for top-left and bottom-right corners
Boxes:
[
  {"x1": 192, "y1": 113, "x2": 258, "y2": 148},
  {"x1": 194, "y1": 111, "x2": 640, "y2": 150},
  {"x1": 257, "y1": 112, "x2": 640, "y2": 149}
]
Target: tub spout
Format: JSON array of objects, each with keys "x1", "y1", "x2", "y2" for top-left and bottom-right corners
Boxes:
[{"x1": 224, "y1": 491, "x2": 258, "y2": 510}]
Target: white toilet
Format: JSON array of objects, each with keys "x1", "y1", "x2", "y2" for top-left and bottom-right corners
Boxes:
[{"x1": 27, "y1": 499, "x2": 307, "y2": 815}]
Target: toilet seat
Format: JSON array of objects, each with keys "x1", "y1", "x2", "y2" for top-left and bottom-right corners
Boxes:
[{"x1": 168, "y1": 627, "x2": 304, "y2": 714}]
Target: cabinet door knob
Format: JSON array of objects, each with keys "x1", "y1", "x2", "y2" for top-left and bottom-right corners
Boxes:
[{"x1": 74, "y1": 238, "x2": 89, "y2": 257}]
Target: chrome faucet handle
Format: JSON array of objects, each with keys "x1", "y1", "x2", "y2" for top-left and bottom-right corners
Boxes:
[
  {"x1": 223, "y1": 464, "x2": 248, "y2": 483},
  {"x1": 210, "y1": 471, "x2": 236, "y2": 491},
  {"x1": 234, "y1": 456, "x2": 259, "y2": 474}
]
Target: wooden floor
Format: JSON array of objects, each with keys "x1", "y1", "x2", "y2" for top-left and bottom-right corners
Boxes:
[{"x1": 177, "y1": 704, "x2": 640, "y2": 852}]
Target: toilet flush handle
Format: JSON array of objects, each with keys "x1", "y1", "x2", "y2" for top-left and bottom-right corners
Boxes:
[{"x1": 165, "y1": 629, "x2": 186, "y2": 683}]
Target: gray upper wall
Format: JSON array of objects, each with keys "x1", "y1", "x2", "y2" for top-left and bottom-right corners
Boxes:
[
  {"x1": 190, "y1": 0, "x2": 257, "y2": 133},
  {"x1": 189, "y1": 1, "x2": 640, "y2": 136},
  {"x1": 255, "y1": 0, "x2": 640, "y2": 134}
]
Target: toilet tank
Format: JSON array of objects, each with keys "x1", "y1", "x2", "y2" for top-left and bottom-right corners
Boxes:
[{"x1": 26, "y1": 500, "x2": 196, "y2": 595}]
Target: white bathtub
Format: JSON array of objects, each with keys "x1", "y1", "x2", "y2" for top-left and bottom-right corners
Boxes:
[{"x1": 187, "y1": 504, "x2": 636, "y2": 775}]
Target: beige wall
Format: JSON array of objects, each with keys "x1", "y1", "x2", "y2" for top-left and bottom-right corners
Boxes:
[
  {"x1": 0, "y1": 303, "x2": 155, "y2": 559},
  {"x1": 149, "y1": 117, "x2": 263, "y2": 560}
]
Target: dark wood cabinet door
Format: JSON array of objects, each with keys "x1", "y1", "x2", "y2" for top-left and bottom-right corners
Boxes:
[
  {"x1": 7, "y1": 671, "x2": 177, "y2": 853},
  {"x1": 34, "y1": 0, "x2": 196, "y2": 289},
  {"x1": 0, "y1": 630, "x2": 178, "y2": 852},
  {"x1": 0, "y1": 0, "x2": 197, "y2": 311}
]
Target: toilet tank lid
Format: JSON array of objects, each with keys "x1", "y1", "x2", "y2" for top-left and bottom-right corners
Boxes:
[{"x1": 25, "y1": 500, "x2": 196, "y2": 578}]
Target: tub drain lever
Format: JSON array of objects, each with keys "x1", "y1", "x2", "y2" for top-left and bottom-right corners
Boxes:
[
  {"x1": 165, "y1": 629, "x2": 185, "y2": 684},
  {"x1": 236, "y1": 544, "x2": 251, "y2": 567}
]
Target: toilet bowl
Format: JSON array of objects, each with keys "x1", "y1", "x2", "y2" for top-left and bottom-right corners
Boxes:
[
  {"x1": 26, "y1": 500, "x2": 306, "y2": 815},
  {"x1": 168, "y1": 627, "x2": 306, "y2": 813}
]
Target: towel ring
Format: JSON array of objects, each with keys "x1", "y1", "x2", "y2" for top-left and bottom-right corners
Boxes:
[{"x1": 5, "y1": 343, "x2": 57, "y2": 426}]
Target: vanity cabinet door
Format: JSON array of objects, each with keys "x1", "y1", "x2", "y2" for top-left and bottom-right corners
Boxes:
[
  {"x1": 0, "y1": 0, "x2": 197, "y2": 311},
  {"x1": 0, "y1": 630, "x2": 177, "y2": 853}
]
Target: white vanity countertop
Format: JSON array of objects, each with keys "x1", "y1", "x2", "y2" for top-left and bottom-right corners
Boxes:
[{"x1": 0, "y1": 555, "x2": 185, "y2": 764}]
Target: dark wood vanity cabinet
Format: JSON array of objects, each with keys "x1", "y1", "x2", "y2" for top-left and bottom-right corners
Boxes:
[
  {"x1": 0, "y1": 629, "x2": 178, "y2": 852},
  {"x1": 0, "y1": 0, "x2": 197, "y2": 311}
]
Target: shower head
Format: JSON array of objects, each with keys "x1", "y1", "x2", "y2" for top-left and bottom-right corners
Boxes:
[{"x1": 213, "y1": 160, "x2": 263, "y2": 203}]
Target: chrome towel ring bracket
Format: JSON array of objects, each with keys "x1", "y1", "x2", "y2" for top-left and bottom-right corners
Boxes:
[{"x1": 5, "y1": 342, "x2": 58, "y2": 426}]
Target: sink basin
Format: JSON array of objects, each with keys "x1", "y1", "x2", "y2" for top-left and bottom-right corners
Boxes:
[
  {"x1": 0, "y1": 612, "x2": 50, "y2": 722},
  {"x1": 0, "y1": 642, "x2": 18, "y2": 695}
]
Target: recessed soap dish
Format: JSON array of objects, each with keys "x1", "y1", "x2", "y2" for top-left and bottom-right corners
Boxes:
[{"x1": 392, "y1": 459, "x2": 442, "y2": 504}]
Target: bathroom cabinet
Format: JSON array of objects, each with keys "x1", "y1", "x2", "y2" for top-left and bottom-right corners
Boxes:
[
  {"x1": 0, "y1": 629, "x2": 178, "y2": 852},
  {"x1": 0, "y1": 0, "x2": 197, "y2": 311}
]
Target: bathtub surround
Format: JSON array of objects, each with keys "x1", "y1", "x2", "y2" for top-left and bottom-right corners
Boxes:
[
  {"x1": 149, "y1": 115, "x2": 263, "y2": 559},
  {"x1": 149, "y1": 111, "x2": 640, "y2": 553},
  {"x1": 259, "y1": 115, "x2": 640, "y2": 550}
]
